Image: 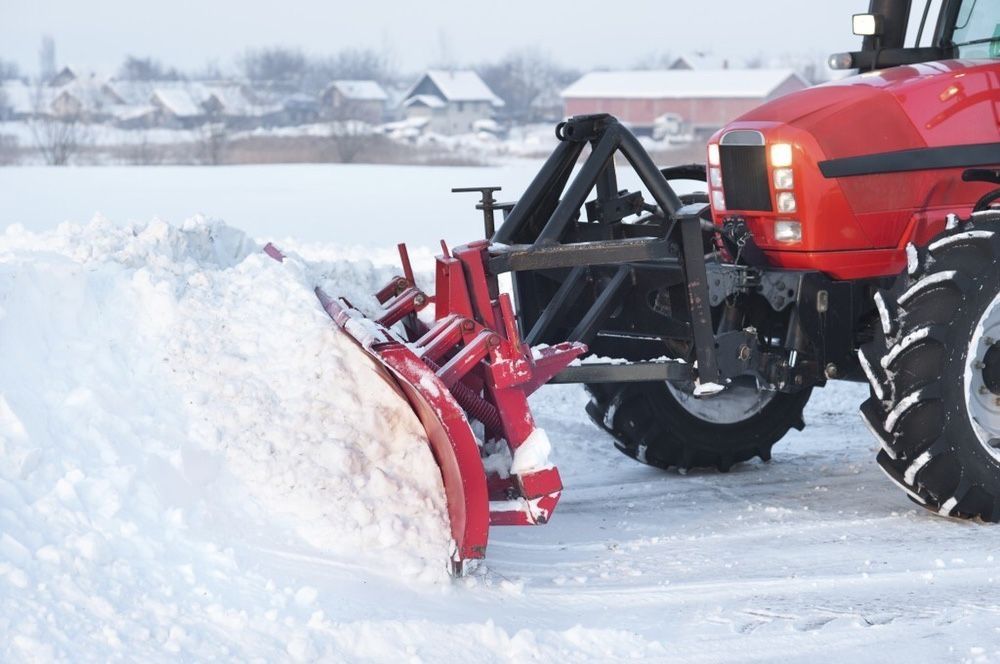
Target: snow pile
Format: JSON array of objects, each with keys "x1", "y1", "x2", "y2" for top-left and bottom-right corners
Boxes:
[{"x1": 0, "y1": 217, "x2": 452, "y2": 658}]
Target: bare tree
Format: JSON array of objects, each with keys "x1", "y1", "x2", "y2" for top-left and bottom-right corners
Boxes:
[
  {"x1": 31, "y1": 115, "x2": 87, "y2": 165},
  {"x1": 0, "y1": 59, "x2": 20, "y2": 81},
  {"x1": 123, "y1": 131, "x2": 164, "y2": 165},
  {"x1": 477, "y1": 49, "x2": 579, "y2": 123},
  {"x1": 191, "y1": 59, "x2": 224, "y2": 81},
  {"x1": 239, "y1": 47, "x2": 307, "y2": 83},
  {"x1": 197, "y1": 122, "x2": 228, "y2": 165},
  {"x1": 304, "y1": 47, "x2": 393, "y2": 93},
  {"x1": 632, "y1": 52, "x2": 677, "y2": 70},
  {"x1": 118, "y1": 55, "x2": 183, "y2": 81},
  {"x1": 331, "y1": 121, "x2": 374, "y2": 163},
  {"x1": 30, "y1": 83, "x2": 88, "y2": 165},
  {"x1": 328, "y1": 102, "x2": 375, "y2": 163}
]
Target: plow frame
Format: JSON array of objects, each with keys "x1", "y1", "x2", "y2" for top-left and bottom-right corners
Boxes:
[{"x1": 273, "y1": 236, "x2": 585, "y2": 572}]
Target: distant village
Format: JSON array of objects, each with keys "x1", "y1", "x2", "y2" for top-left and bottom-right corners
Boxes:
[{"x1": 0, "y1": 51, "x2": 822, "y2": 166}]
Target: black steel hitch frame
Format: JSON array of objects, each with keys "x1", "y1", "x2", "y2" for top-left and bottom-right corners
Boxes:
[{"x1": 458, "y1": 114, "x2": 864, "y2": 392}]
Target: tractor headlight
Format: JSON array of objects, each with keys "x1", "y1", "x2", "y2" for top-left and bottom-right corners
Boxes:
[
  {"x1": 770, "y1": 143, "x2": 793, "y2": 168},
  {"x1": 773, "y1": 168, "x2": 794, "y2": 190},
  {"x1": 712, "y1": 189, "x2": 726, "y2": 211},
  {"x1": 710, "y1": 167, "x2": 723, "y2": 188},
  {"x1": 708, "y1": 144, "x2": 720, "y2": 167},
  {"x1": 776, "y1": 191, "x2": 797, "y2": 213},
  {"x1": 774, "y1": 220, "x2": 802, "y2": 243}
]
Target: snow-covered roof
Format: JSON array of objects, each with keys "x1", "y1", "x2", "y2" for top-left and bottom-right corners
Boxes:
[
  {"x1": 327, "y1": 80, "x2": 388, "y2": 101},
  {"x1": 104, "y1": 80, "x2": 158, "y2": 106},
  {"x1": 561, "y1": 69, "x2": 808, "y2": 100},
  {"x1": 203, "y1": 85, "x2": 257, "y2": 116},
  {"x1": 53, "y1": 79, "x2": 112, "y2": 112},
  {"x1": 111, "y1": 104, "x2": 156, "y2": 121},
  {"x1": 404, "y1": 70, "x2": 504, "y2": 107},
  {"x1": 402, "y1": 94, "x2": 446, "y2": 109},
  {"x1": 151, "y1": 88, "x2": 202, "y2": 118}
]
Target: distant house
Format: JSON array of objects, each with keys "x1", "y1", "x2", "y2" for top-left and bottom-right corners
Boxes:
[
  {"x1": 281, "y1": 93, "x2": 320, "y2": 126},
  {"x1": 560, "y1": 69, "x2": 808, "y2": 137},
  {"x1": 48, "y1": 65, "x2": 81, "y2": 87},
  {"x1": 321, "y1": 80, "x2": 387, "y2": 124},
  {"x1": 102, "y1": 80, "x2": 279, "y2": 129},
  {"x1": 33, "y1": 68, "x2": 119, "y2": 119},
  {"x1": 400, "y1": 70, "x2": 504, "y2": 135},
  {"x1": 150, "y1": 88, "x2": 204, "y2": 128},
  {"x1": 200, "y1": 84, "x2": 278, "y2": 128}
]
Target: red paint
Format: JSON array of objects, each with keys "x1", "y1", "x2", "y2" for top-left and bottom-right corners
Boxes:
[
  {"x1": 709, "y1": 60, "x2": 1000, "y2": 279},
  {"x1": 284, "y1": 241, "x2": 585, "y2": 569}
]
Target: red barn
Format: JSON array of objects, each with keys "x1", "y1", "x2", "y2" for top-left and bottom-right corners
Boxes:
[{"x1": 561, "y1": 69, "x2": 809, "y2": 138}]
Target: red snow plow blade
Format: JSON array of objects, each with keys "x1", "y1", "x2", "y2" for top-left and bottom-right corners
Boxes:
[{"x1": 265, "y1": 241, "x2": 585, "y2": 574}]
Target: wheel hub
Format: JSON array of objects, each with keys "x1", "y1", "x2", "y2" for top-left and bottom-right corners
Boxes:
[
  {"x1": 983, "y1": 343, "x2": 1000, "y2": 395},
  {"x1": 666, "y1": 377, "x2": 775, "y2": 425},
  {"x1": 965, "y1": 292, "x2": 1000, "y2": 456}
]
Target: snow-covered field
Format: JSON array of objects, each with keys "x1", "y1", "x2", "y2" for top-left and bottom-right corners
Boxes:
[
  {"x1": 2, "y1": 165, "x2": 1000, "y2": 663},
  {"x1": 0, "y1": 163, "x2": 549, "y2": 248}
]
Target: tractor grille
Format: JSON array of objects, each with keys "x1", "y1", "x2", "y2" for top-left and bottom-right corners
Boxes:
[{"x1": 721, "y1": 145, "x2": 772, "y2": 212}]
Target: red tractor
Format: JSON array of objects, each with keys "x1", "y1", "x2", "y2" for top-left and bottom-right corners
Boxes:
[{"x1": 320, "y1": 0, "x2": 1000, "y2": 571}]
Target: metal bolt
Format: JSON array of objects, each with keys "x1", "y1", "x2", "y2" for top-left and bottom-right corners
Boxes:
[
  {"x1": 986, "y1": 337, "x2": 996, "y2": 346},
  {"x1": 737, "y1": 345, "x2": 752, "y2": 361},
  {"x1": 825, "y1": 363, "x2": 839, "y2": 379},
  {"x1": 462, "y1": 319, "x2": 476, "y2": 331},
  {"x1": 413, "y1": 293, "x2": 427, "y2": 306},
  {"x1": 975, "y1": 361, "x2": 987, "y2": 370},
  {"x1": 487, "y1": 335, "x2": 500, "y2": 347},
  {"x1": 794, "y1": 375, "x2": 804, "y2": 386}
]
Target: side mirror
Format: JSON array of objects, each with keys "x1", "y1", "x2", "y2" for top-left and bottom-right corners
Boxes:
[{"x1": 853, "y1": 13, "x2": 884, "y2": 37}]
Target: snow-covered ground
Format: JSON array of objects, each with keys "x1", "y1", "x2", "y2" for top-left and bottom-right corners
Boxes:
[
  {"x1": 0, "y1": 163, "x2": 702, "y2": 249},
  {"x1": 2, "y1": 166, "x2": 1000, "y2": 662},
  {"x1": 0, "y1": 163, "x2": 550, "y2": 248}
]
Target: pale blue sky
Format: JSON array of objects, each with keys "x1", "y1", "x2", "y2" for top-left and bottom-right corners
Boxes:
[{"x1": 1, "y1": 0, "x2": 870, "y2": 75}]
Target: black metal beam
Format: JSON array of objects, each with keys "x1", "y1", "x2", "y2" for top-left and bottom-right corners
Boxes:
[
  {"x1": 550, "y1": 361, "x2": 692, "y2": 384},
  {"x1": 679, "y1": 214, "x2": 721, "y2": 384},
  {"x1": 490, "y1": 237, "x2": 675, "y2": 273},
  {"x1": 525, "y1": 266, "x2": 588, "y2": 346},
  {"x1": 618, "y1": 129, "x2": 683, "y2": 217},
  {"x1": 493, "y1": 139, "x2": 583, "y2": 245},
  {"x1": 535, "y1": 128, "x2": 620, "y2": 245},
  {"x1": 568, "y1": 265, "x2": 631, "y2": 345}
]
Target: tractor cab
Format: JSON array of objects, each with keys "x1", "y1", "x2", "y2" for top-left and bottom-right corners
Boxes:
[{"x1": 831, "y1": 0, "x2": 1000, "y2": 71}]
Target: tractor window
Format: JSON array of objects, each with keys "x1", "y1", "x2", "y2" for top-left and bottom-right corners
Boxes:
[
  {"x1": 951, "y1": 0, "x2": 1000, "y2": 58},
  {"x1": 908, "y1": 0, "x2": 944, "y2": 46}
]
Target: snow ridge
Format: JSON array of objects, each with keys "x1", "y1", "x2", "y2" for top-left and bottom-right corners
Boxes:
[{"x1": 0, "y1": 217, "x2": 452, "y2": 660}]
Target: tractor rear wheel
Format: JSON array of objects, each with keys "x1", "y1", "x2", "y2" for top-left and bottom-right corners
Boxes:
[
  {"x1": 860, "y1": 211, "x2": 1000, "y2": 520},
  {"x1": 586, "y1": 379, "x2": 811, "y2": 472}
]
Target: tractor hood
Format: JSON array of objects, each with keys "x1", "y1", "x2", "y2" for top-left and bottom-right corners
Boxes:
[{"x1": 736, "y1": 59, "x2": 998, "y2": 160}]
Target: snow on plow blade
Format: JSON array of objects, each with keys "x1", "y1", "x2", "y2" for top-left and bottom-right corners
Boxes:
[{"x1": 265, "y1": 241, "x2": 585, "y2": 573}]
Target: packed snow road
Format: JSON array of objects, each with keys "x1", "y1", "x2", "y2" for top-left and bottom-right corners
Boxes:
[{"x1": 0, "y1": 210, "x2": 998, "y2": 661}]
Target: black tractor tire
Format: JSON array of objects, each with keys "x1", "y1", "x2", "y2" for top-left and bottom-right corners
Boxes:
[
  {"x1": 585, "y1": 380, "x2": 812, "y2": 472},
  {"x1": 860, "y1": 211, "x2": 1000, "y2": 520}
]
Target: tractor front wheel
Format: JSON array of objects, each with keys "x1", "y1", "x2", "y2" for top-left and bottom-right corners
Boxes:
[
  {"x1": 860, "y1": 211, "x2": 1000, "y2": 520},
  {"x1": 586, "y1": 378, "x2": 811, "y2": 472}
]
